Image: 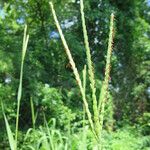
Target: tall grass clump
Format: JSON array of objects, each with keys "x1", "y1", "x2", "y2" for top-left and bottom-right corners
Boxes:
[
  {"x1": 50, "y1": 0, "x2": 115, "y2": 148},
  {"x1": 1, "y1": 25, "x2": 29, "y2": 150}
]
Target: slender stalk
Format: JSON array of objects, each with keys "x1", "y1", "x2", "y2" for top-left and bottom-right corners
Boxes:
[
  {"x1": 82, "y1": 65, "x2": 87, "y2": 95},
  {"x1": 30, "y1": 97, "x2": 35, "y2": 129},
  {"x1": 82, "y1": 65, "x2": 86, "y2": 127},
  {"x1": 49, "y1": 2, "x2": 97, "y2": 138},
  {"x1": 98, "y1": 13, "x2": 114, "y2": 136},
  {"x1": 15, "y1": 25, "x2": 29, "y2": 149},
  {"x1": 80, "y1": 0, "x2": 100, "y2": 136}
]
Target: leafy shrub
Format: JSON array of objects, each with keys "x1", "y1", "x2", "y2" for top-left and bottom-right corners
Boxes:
[
  {"x1": 20, "y1": 125, "x2": 150, "y2": 150},
  {"x1": 138, "y1": 112, "x2": 150, "y2": 135},
  {"x1": 103, "y1": 126, "x2": 148, "y2": 150},
  {"x1": 35, "y1": 83, "x2": 76, "y2": 129}
]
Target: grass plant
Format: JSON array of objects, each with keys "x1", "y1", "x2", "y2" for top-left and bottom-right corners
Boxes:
[
  {"x1": 50, "y1": 0, "x2": 115, "y2": 148},
  {"x1": 1, "y1": 25, "x2": 29, "y2": 150},
  {"x1": 49, "y1": 1, "x2": 96, "y2": 139}
]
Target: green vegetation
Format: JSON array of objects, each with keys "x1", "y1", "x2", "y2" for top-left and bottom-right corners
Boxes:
[
  {"x1": 50, "y1": 1, "x2": 114, "y2": 147},
  {"x1": 0, "y1": 0, "x2": 149, "y2": 149}
]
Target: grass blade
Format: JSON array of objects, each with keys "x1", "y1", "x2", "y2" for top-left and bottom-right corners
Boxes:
[
  {"x1": 1, "y1": 101, "x2": 15, "y2": 150},
  {"x1": 30, "y1": 97, "x2": 35, "y2": 129},
  {"x1": 3, "y1": 114, "x2": 15, "y2": 150},
  {"x1": 15, "y1": 25, "x2": 29, "y2": 149}
]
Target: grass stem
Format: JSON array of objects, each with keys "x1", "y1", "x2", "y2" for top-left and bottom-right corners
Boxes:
[{"x1": 15, "y1": 25, "x2": 29, "y2": 149}]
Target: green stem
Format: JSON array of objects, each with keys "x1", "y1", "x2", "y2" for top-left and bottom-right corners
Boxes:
[
  {"x1": 15, "y1": 25, "x2": 29, "y2": 150},
  {"x1": 80, "y1": 0, "x2": 100, "y2": 138},
  {"x1": 98, "y1": 13, "x2": 114, "y2": 138},
  {"x1": 49, "y1": 2, "x2": 97, "y2": 138}
]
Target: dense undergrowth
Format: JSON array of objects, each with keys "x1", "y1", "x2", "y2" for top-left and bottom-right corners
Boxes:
[{"x1": 1, "y1": 122, "x2": 150, "y2": 150}]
